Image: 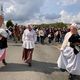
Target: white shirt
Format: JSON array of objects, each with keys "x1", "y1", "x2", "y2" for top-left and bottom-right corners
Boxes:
[{"x1": 22, "y1": 29, "x2": 37, "y2": 49}]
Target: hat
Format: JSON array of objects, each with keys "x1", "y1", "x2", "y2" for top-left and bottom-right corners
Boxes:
[
  {"x1": 0, "y1": 28, "x2": 8, "y2": 38},
  {"x1": 69, "y1": 34, "x2": 80, "y2": 43},
  {"x1": 70, "y1": 23, "x2": 78, "y2": 29}
]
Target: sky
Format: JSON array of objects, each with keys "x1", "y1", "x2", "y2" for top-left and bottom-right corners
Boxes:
[{"x1": 0, "y1": 0, "x2": 80, "y2": 24}]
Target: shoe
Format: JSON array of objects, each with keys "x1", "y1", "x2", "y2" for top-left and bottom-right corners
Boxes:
[
  {"x1": 2, "y1": 59, "x2": 7, "y2": 65},
  {"x1": 28, "y1": 63, "x2": 32, "y2": 67}
]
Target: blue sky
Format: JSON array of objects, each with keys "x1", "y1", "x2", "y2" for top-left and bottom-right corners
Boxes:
[
  {"x1": 41, "y1": 0, "x2": 80, "y2": 15},
  {"x1": 0, "y1": 0, "x2": 80, "y2": 24}
]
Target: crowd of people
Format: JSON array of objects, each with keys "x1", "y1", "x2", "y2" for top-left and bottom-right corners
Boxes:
[
  {"x1": 35, "y1": 27, "x2": 68, "y2": 44},
  {"x1": 6, "y1": 24, "x2": 69, "y2": 45}
]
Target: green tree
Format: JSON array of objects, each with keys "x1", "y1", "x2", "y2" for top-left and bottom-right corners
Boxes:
[{"x1": 6, "y1": 20, "x2": 14, "y2": 28}]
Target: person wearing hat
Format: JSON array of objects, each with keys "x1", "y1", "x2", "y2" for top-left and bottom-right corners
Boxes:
[
  {"x1": 22, "y1": 25, "x2": 37, "y2": 67},
  {"x1": 0, "y1": 15, "x2": 8, "y2": 65},
  {"x1": 0, "y1": 28, "x2": 8, "y2": 65},
  {"x1": 57, "y1": 23, "x2": 80, "y2": 80},
  {"x1": 58, "y1": 34, "x2": 80, "y2": 80},
  {"x1": 60, "y1": 23, "x2": 78, "y2": 51}
]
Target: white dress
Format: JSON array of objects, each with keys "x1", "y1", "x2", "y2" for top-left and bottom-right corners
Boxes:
[
  {"x1": 57, "y1": 31, "x2": 80, "y2": 75},
  {"x1": 22, "y1": 29, "x2": 37, "y2": 49},
  {"x1": 57, "y1": 46, "x2": 80, "y2": 75}
]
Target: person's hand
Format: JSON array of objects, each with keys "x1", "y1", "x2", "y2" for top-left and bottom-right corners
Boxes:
[
  {"x1": 0, "y1": 36, "x2": 2, "y2": 40},
  {"x1": 60, "y1": 49, "x2": 63, "y2": 53}
]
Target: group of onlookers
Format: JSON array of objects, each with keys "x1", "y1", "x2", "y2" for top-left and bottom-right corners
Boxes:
[
  {"x1": 6, "y1": 25, "x2": 68, "y2": 45},
  {"x1": 35, "y1": 27, "x2": 68, "y2": 44}
]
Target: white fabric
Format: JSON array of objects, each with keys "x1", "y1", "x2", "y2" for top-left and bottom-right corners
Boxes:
[
  {"x1": 39, "y1": 30, "x2": 44, "y2": 36},
  {"x1": 0, "y1": 28, "x2": 8, "y2": 38},
  {"x1": 78, "y1": 29, "x2": 80, "y2": 35},
  {"x1": 60, "y1": 32, "x2": 72, "y2": 50},
  {"x1": 22, "y1": 29, "x2": 37, "y2": 49},
  {"x1": 71, "y1": 23, "x2": 77, "y2": 27},
  {"x1": 0, "y1": 49, "x2": 5, "y2": 54},
  {"x1": 6, "y1": 29, "x2": 12, "y2": 36},
  {"x1": 57, "y1": 46, "x2": 80, "y2": 75}
]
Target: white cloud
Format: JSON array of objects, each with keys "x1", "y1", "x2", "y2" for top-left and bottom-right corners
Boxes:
[
  {"x1": 57, "y1": 0, "x2": 79, "y2": 6},
  {"x1": 1, "y1": 0, "x2": 46, "y2": 22},
  {"x1": 5, "y1": 5, "x2": 15, "y2": 13},
  {"x1": 58, "y1": 10, "x2": 80, "y2": 23},
  {"x1": 0, "y1": 0, "x2": 80, "y2": 24}
]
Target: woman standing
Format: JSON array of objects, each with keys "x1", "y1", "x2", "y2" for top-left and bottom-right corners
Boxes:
[{"x1": 22, "y1": 25, "x2": 37, "y2": 67}]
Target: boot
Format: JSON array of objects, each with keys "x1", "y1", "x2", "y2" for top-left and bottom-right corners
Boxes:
[
  {"x1": 28, "y1": 63, "x2": 32, "y2": 67},
  {"x1": 2, "y1": 59, "x2": 7, "y2": 65}
]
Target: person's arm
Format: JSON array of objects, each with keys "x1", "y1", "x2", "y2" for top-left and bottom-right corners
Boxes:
[
  {"x1": 60, "y1": 33, "x2": 69, "y2": 51},
  {"x1": 33, "y1": 31, "x2": 37, "y2": 42},
  {"x1": 22, "y1": 31, "x2": 25, "y2": 42}
]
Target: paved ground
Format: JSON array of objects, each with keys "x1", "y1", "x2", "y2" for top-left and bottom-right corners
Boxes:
[{"x1": 0, "y1": 42, "x2": 68, "y2": 80}]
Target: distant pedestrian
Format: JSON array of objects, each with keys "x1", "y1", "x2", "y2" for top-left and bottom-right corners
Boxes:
[{"x1": 39, "y1": 28, "x2": 44, "y2": 44}]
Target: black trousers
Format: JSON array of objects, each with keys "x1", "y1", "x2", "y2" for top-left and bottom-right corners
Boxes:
[
  {"x1": 40, "y1": 36, "x2": 44, "y2": 44},
  {"x1": 68, "y1": 74, "x2": 80, "y2": 80}
]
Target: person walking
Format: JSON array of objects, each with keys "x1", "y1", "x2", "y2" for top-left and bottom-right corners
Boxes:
[
  {"x1": 0, "y1": 28, "x2": 8, "y2": 65},
  {"x1": 0, "y1": 15, "x2": 8, "y2": 65},
  {"x1": 22, "y1": 25, "x2": 37, "y2": 67},
  {"x1": 57, "y1": 23, "x2": 80, "y2": 80}
]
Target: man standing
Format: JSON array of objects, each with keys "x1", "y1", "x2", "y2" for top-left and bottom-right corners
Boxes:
[{"x1": 22, "y1": 25, "x2": 37, "y2": 67}]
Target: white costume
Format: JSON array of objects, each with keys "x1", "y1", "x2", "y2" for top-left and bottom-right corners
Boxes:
[
  {"x1": 57, "y1": 46, "x2": 80, "y2": 75},
  {"x1": 60, "y1": 32, "x2": 72, "y2": 50},
  {"x1": 57, "y1": 30, "x2": 80, "y2": 75},
  {"x1": 22, "y1": 29, "x2": 37, "y2": 49}
]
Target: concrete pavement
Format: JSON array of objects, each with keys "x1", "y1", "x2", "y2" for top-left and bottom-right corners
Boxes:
[{"x1": 0, "y1": 42, "x2": 68, "y2": 80}]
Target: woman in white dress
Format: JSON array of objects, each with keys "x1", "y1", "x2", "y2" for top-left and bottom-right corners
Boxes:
[
  {"x1": 22, "y1": 25, "x2": 37, "y2": 66},
  {"x1": 57, "y1": 23, "x2": 80, "y2": 80}
]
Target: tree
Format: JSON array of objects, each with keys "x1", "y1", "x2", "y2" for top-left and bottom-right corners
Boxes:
[{"x1": 6, "y1": 20, "x2": 14, "y2": 28}]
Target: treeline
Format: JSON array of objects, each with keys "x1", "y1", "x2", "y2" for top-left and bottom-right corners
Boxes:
[
  {"x1": 33, "y1": 22, "x2": 68, "y2": 28},
  {"x1": 6, "y1": 20, "x2": 68, "y2": 29}
]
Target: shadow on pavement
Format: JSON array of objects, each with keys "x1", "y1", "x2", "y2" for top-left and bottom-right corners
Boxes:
[{"x1": 0, "y1": 60, "x2": 60, "y2": 74}]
